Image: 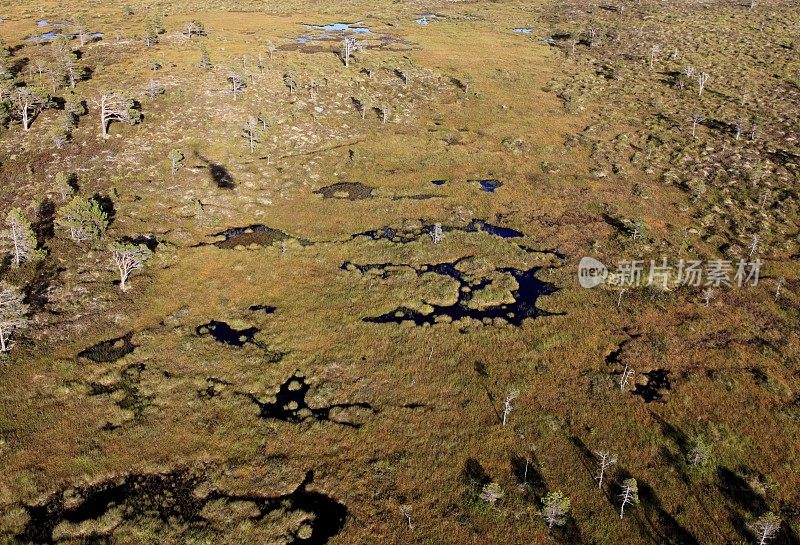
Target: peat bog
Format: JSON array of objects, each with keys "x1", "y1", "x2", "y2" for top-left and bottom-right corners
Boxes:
[{"x1": 17, "y1": 469, "x2": 347, "y2": 545}]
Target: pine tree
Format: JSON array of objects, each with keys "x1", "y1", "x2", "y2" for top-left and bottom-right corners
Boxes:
[
  {"x1": 168, "y1": 149, "x2": 184, "y2": 175},
  {"x1": 52, "y1": 172, "x2": 75, "y2": 201},
  {"x1": 541, "y1": 491, "x2": 571, "y2": 528},
  {"x1": 3, "y1": 208, "x2": 44, "y2": 267},
  {"x1": 56, "y1": 196, "x2": 108, "y2": 244}
]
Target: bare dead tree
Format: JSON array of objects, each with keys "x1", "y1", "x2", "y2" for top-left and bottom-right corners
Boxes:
[
  {"x1": 99, "y1": 91, "x2": 141, "y2": 137},
  {"x1": 594, "y1": 451, "x2": 617, "y2": 489},
  {"x1": 649, "y1": 45, "x2": 660, "y2": 70},
  {"x1": 12, "y1": 87, "x2": 48, "y2": 130},
  {"x1": 381, "y1": 104, "x2": 390, "y2": 124},
  {"x1": 618, "y1": 478, "x2": 639, "y2": 519},
  {"x1": 691, "y1": 112, "x2": 704, "y2": 138},
  {"x1": 771, "y1": 276, "x2": 784, "y2": 300},
  {"x1": 355, "y1": 93, "x2": 371, "y2": 120},
  {"x1": 242, "y1": 116, "x2": 261, "y2": 153},
  {"x1": 396, "y1": 68, "x2": 410, "y2": 85},
  {"x1": 749, "y1": 234, "x2": 760, "y2": 257},
  {"x1": 430, "y1": 223, "x2": 443, "y2": 244},
  {"x1": 227, "y1": 71, "x2": 246, "y2": 100},
  {"x1": 734, "y1": 118, "x2": 744, "y2": 140},
  {"x1": 267, "y1": 41, "x2": 278, "y2": 60},
  {"x1": 399, "y1": 505, "x2": 413, "y2": 530},
  {"x1": 341, "y1": 36, "x2": 362, "y2": 67},
  {"x1": 619, "y1": 364, "x2": 634, "y2": 390},
  {"x1": 283, "y1": 73, "x2": 297, "y2": 94},
  {"x1": 698, "y1": 72, "x2": 710, "y2": 96},
  {"x1": 111, "y1": 242, "x2": 151, "y2": 291},
  {"x1": 585, "y1": 24, "x2": 599, "y2": 47},
  {"x1": 185, "y1": 20, "x2": 205, "y2": 39},
  {"x1": 257, "y1": 111, "x2": 271, "y2": 131},
  {"x1": 702, "y1": 288, "x2": 715, "y2": 307},
  {"x1": 501, "y1": 389, "x2": 519, "y2": 426}
]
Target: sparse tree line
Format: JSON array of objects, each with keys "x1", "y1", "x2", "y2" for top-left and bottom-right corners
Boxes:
[
  {"x1": 462, "y1": 383, "x2": 785, "y2": 542},
  {"x1": 0, "y1": 31, "x2": 147, "y2": 143},
  {"x1": 558, "y1": 4, "x2": 795, "y2": 259},
  {"x1": 187, "y1": 32, "x2": 424, "y2": 156},
  {"x1": 0, "y1": 172, "x2": 152, "y2": 354}
]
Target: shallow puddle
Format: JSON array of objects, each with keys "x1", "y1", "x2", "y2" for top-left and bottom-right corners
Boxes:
[
  {"x1": 245, "y1": 372, "x2": 375, "y2": 428},
  {"x1": 347, "y1": 260, "x2": 559, "y2": 327},
  {"x1": 196, "y1": 321, "x2": 259, "y2": 347}
]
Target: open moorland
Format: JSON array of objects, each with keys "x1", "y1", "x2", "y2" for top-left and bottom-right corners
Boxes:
[{"x1": 0, "y1": 0, "x2": 798, "y2": 543}]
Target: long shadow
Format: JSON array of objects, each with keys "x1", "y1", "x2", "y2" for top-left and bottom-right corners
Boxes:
[
  {"x1": 716, "y1": 467, "x2": 768, "y2": 513},
  {"x1": 638, "y1": 481, "x2": 699, "y2": 545},
  {"x1": 776, "y1": 503, "x2": 800, "y2": 545},
  {"x1": 570, "y1": 435, "x2": 618, "y2": 509},
  {"x1": 10, "y1": 57, "x2": 29, "y2": 76},
  {"x1": 552, "y1": 517, "x2": 584, "y2": 544},
  {"x1": 705, "y1": 118, "x2": 737, "y2": 135},
  {"x1": 516, "y1": 446, "x2": 581, "y2": 543},
  {"x1": 0, "y1": 254, "x2": 11, "y2": 277},
  {"x1": 196, "y1": 154, "x2": 235, "y2": 189},
  {"x1": 24, "y1": 262, "x2": 63, "y2": 313},
  {"x1": 462, "y1": 457, "x2": 490, "y2": 487},
  {"x1": 713, "y1": 466, "x2": 774, "y2": 543},
  {"x1": 35, "y1": 198, "x2": 56, "y2": 241},
  {"x1": 511, "y1": 453, "x2": 548, "y2": 503},
  {"x1": 649, "y1": 412, "x2": 691, "y2": 484},
  {"x1": 119, "y1": 234, "x2": 159, "y2": 252}
]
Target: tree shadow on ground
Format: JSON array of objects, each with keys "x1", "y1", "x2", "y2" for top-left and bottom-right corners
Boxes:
[
  {"x1": 91, "y1": 193, "x2": 116, "y2": 226},
  {"x1": 34, "y1": 198, "x2": 56, "y2": 241},
  {"x1": 24, "y1": 261, "x2": 63, "y2": 313},
  {"x1": 638, "y1": 481, "x2": 699, "y2": 545},
  {"x1": 511, "y1": 453, "x2": 548, "y2": 503},
  {"x1": 461, "y1": 458, "x2": 490, "y2": 489}
]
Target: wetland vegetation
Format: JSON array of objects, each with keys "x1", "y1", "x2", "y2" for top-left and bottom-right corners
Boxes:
[{"x1": 0, "y1": 0, "x2": 798, "y2": 543}]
